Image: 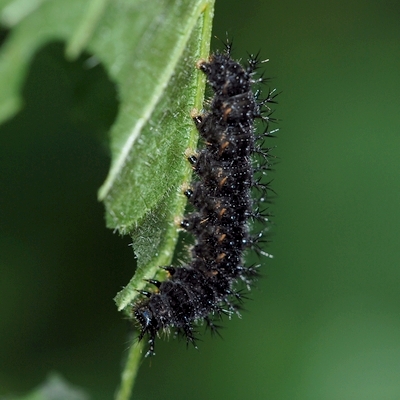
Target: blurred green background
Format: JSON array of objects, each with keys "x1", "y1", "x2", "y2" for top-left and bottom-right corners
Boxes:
[{"x1": 1, "y1": 0, "x2": 400, "y2": 399}]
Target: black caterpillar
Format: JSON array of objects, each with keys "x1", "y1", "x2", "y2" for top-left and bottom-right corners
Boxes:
[{"x1": 134, "y1": 43, "x2": 277, "y2": 357}]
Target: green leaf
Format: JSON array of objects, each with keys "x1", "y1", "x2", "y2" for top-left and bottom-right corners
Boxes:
[
  {"x1": 97, "y1": 1, "x2": 215, "y2": 313},
  {"x1": 0, "y1": 0, "x2": 215, "y2": 313},
  {"x1": 5, "y1": 373, "x2": 89, "y2": 400},
  {"x1": 0, "y1": 1, "x2": 212, "y2": 396}
]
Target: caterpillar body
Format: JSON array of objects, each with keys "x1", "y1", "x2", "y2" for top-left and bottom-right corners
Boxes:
[{"x1": 134, "y1": 44, "x2": 277, "y2": 357}]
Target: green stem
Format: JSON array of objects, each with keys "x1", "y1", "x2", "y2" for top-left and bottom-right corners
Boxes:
[
  {"x1": 114, "y1": 340, "x2": 144, "y2": 400},
  {"x1": 114, "y1": 1, "x2": 214, "y2": 399}
]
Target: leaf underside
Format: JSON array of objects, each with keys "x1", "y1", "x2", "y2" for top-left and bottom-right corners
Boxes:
[{"x1": 0, "y1": 0, "x2": 215, "y2": 313}]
